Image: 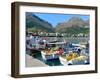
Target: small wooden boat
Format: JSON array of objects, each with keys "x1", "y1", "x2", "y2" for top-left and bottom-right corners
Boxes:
[{"x1": 59, "y1": 53, "x2": 89, "y2": 65}]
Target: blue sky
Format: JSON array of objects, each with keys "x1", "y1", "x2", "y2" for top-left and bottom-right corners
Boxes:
[{"x1": 33, "y1": 13, "x2": 89, "y2": 27}]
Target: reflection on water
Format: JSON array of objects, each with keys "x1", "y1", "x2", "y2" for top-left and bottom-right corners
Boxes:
[
  {"x1": 33, "y1": 52, "x2": 62, "y2": 66},
  {"x1": 45, "y1": 59, "x2": 62, "y2": 66}
]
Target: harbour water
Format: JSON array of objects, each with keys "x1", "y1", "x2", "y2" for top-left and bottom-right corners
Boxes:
[
  {"x1": 26, "y1": 37, "x2": 89, "y2": 67},
  {"x1": 33, "y1": 52, "x2": 62, "y2": 66}
]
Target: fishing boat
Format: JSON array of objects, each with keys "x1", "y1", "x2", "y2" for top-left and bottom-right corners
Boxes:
[
  {"x1": 41, "y1": 51, "x2": 60, "y2": 60},
  {"x1": 59, "y1": 52, "x2": 89, "y2": 65},
  {"x1": 41, "y1": 39, "x2": 66, "y2": 61}
]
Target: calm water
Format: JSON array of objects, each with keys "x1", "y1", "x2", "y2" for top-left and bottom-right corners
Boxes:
[{"x1": 33, "y1": 52, "x2": 62, "y2": 66}]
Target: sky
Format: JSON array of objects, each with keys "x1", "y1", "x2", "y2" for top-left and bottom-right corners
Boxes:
[{"x1": 33, "y1": 13, "x2": 89, "y2": 27}]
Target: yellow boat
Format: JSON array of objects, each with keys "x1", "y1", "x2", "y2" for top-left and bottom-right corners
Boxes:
[{"x1": 59, "y1": 52, "x2": 89, "y2": 65}]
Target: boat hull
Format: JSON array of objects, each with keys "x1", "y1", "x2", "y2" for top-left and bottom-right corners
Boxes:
[
  {"x1": 59, "y1": 55, "x2": 89, "y2": 65},
  {"x1": 41, "y1": 51, "x2": 59, "y2": 60}
]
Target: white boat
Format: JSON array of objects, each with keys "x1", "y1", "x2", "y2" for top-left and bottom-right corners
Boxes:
[
  {"x1": 59, "y1": 53, "x2": 89, "y2": 65},
  {"x1": 59, "y1": 55, "x2": 68, "y2": 66},
  {"x1": 72, "y1": 43, "x2": 86, "y2": 48},
  {"x1": 69, "y1": 55, "x2": 89, "y2": 65},
  {"x1": 47, "y1": 42, "x2": 66, "y2": 45},
  {"x1": 41, "y1": 51, "x2": 60, "y2": 60},
  {"x1": 41, "y1": 40, "x2": 66, "y2": 60}
]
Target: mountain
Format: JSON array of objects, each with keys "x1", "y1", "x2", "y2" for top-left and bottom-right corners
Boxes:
[
  {"x1": 26, "y1": 13, "x2": 89, "y2": 35},
  {"x1": 55, "y1": 17, "x2": 89, "y2": 34},
  {"x1": 26, "y1": 12, "x2": 54, "y2": 32},
  {"x1": 85, "y1": 19, "x2": 90, "y2": 27}
]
